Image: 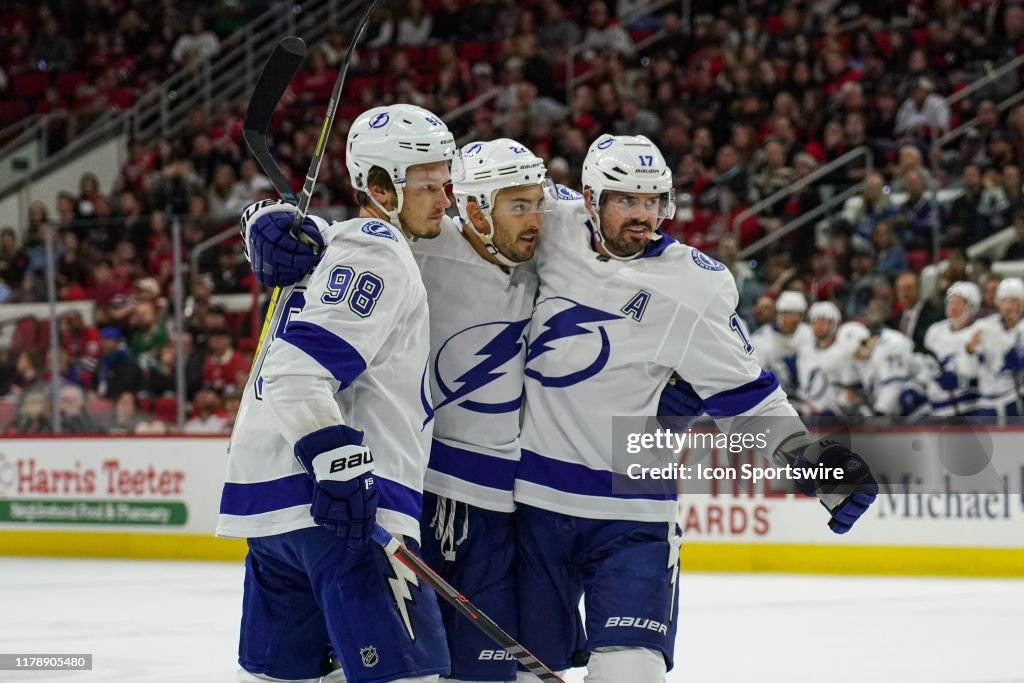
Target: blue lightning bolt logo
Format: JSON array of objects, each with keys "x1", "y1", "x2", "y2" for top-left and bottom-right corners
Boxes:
[
  {"x1": 434, "y1": 319, "x2": 530, "y2": 414},
  {"x1": 525, "y1": 297, "x2": 623, "y2": 388}
]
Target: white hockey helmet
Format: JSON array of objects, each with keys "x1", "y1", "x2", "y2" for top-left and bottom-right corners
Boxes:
[
  {"x1": 346, "y1": 104, "x2": 457, "y2": 231},
  {"x1": 451, "y1": 138, "x2": 555, "y2": 267},
  {"x1": 995, "y1": 277, "x2": 1024, "y2": 302},
  {"x1": 946, "y1": 280, "x2": 981, "y2": 310},
  {"x1": 808, "y1": 301, "x2": 841, "y2": 325},
  {"x1": 581, "y1": 134, "x2": 676, "y2": 260},
  {"x1": 776, "y1": 291, "x2": 808, "y2": 314}
]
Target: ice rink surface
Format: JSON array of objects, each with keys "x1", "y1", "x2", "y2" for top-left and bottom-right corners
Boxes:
[{"x1": 1, "y1": 557, "x2": 1022, "y2": 683}]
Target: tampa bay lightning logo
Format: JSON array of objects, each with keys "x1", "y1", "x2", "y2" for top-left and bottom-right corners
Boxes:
[
  {"x1": 596, "y1": 137, "x2": 614, "y2": 149},
  {"x1": 464, "y1": 143, "x2": 483, "y2": 156},
  {"x1": 433, "y1": 319, "x2": 531, "y2": 414},
  {"x1": 690, "y1": 249, "x2": 725, "y2": 271},
  {"x1": 525, "y1": 297, "x2": 623, "y2": 387},
  {"x1": 556, "y1": 184, "x2": 582, "y2": 200},
  {"x1": 369, "y1": 112, "x2": 390, "y2": 128},
  {"x1": 362, "y1": 220, "x2": 397, "y2": 241}
]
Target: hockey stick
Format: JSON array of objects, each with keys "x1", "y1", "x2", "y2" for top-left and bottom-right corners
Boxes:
[
  {"x1": 243, "y1": 36, "x2": 307, "y2": 359},
  {"x1": 243, "y1": 36, "x2": 306, "y2": 205},
  {"x1": 242, "y1": 1, "x2": 376, "y2": 359},
  {"x1": 370, "y1": 525, "x2": 566, "y2": 683},
  {"x1": 289, "y1": 0, "x2": 381, "y2": 249}
]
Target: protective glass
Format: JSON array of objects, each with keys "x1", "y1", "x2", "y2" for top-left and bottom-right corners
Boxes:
[
  {"x1": 489, "y1": 177, "x2": 557, "y2": 217},
  {"x1": 600, "y1": 188, "x2": 676, "y2": 222}
]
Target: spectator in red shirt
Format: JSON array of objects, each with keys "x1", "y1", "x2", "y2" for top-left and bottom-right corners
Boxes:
[
  {"x1": 201, "y1": 329, "x2": 248, "y2": 394},
  {"x1": 59, "y1": 310, "x2": 101, "y2": 382}
]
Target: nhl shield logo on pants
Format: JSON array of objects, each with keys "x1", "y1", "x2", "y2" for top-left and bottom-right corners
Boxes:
[{"x1": 360, "y1": 646, "x2": 379, "y2": 667}]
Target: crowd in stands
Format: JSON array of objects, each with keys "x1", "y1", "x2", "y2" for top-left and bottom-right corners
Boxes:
[{"x1": 4, "y1": 0, "x2": 1024, "y2": 434}]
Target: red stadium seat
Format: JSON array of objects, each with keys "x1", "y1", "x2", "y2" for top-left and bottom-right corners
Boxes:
[
  {"x1": 55, "y1": 71, "x2": 90, "y2": 97},
  {"x1": 458, "y1": 43, "x2": 489, "y2": 62},
  {"x1": 85, "y1": 397, "x2": 114, "y2": 419},
  {"x1": 153, "y1": 397, "x2": 179, "y2": 423},
  {"x1": 906, "y1": 250, "x2": 929, "y2": 273},
  {"x1": 11, "y1": 72, "x2": 50, "y2": 97},
  {"x1": 0, "y1": 101, "x2": 30, "y2": 125}
]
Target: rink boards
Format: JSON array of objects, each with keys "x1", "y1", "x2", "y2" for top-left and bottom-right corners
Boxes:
[{"x1": 0, "y1": 433, "x2": 1022, "y2": 576}]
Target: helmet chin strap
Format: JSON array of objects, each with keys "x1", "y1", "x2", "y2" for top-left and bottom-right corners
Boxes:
[
  {"x1": 477, "y1": 214, "x2": 519, "y2": 268},
  {"x1": 369, "y1": 187, "x2": 405, "y2": 238}
]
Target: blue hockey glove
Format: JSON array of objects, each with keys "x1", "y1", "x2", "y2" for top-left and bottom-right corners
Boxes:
[
  {"x1": 936, "y1": 368, "x2": 959, "y2": 391},
  {"x1": 294, "y1": 424, "x2": 378, "y2": 551},
  {"x1": 657, "y1": 375, "x2": 705, "y2": 430},
  {"x1": 240, "y1": 199, "x2": 325, "y2": 287},
  {"x1": 1004, "y1": 347, "x2": 1024, "y2": 373},
  {"x1": 779, "y1": 435, "x2": 878, "y2": 534}
]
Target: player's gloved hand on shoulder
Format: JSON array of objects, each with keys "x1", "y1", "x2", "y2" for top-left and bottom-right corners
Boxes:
[
  {"x1": 780, "y1": 434, "x2": 877, "y2": 534},
  {"x1": 240, "y1": 199, "x2": 326, "y2": 288},
  {"x1": 294, "y1": 424, "x2": 378, "y2": 551},
  {"x1": 657, "y1": 375, "x2": 705, "y2": 431}
]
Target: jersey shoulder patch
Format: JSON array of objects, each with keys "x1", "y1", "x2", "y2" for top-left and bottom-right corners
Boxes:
[
  {"x1": 689, "y1": 248, "x2": 726, "y2": 272},
  {"x1": 556, "y1": 184, "x2": 583, "y2": 200},
  {"x1": 360, "y1": 220, "x2": 398, "y2": 242}
]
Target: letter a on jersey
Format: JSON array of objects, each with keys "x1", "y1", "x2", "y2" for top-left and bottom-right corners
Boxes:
[{"x1": 621, "y1": 290, "x2": 651, "y2": 322}]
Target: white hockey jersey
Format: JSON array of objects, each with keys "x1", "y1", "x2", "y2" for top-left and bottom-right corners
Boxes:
[
  {"x1": 752, "y1": 322, "x2": 813, "y2": 394},
  {"x1": 217, "y1": 217, "x2": 433, "y2": 542},
  {"x1": 796, "y1": 322, "x2": 868, "y2": 416},
  {"x1": 960, "y1": 313, "x2": 1024, "y2": 411},
  {"x1": 412, "y1": 217, "x2": 539, "y2": 512},
  {"x1": 854, "y1": 328, "x2": 924, "y2": 416},
  {"x1": 515, "y1": 200, "x2": 807, "y2": 523},
  {"x1": 923, "y1": 319, "x2": 980, "y2": 416}
]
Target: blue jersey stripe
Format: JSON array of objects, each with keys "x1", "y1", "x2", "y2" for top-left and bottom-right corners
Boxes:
[
  {"x1": 376, "y1": 477, "x2": 423, "y2": 520},
  {"x1": 519, "y1": 449, "x2": 676, "y2": 500},
  {"x1": 220, "y1": 473, "x2": 313, "y2": 516},
  {"x1": 428, "y1": 439, "x2": 517, "y2": 492},
  {"x1": 280, "y1": 321, "x2": 367, "y2": 388},
  {"x1": 220, "y1": 473, "x2": 421, "y2": 520},
  {"x1": 703, "y1": 369, "x2": 780, "y2": 417}
]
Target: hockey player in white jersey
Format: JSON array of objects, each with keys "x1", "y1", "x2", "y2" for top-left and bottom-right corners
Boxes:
[
  {"x1": 247, "y1": 133, "x2": 877, "y2": 682},
  {"x1": 514, "y1": 135, "x2": 877, "y2": 682},
  {"x1": 923, "y1": 281, "x2": 982, "y2": 417},
  {"x1": 795, "y1": 302, "x2": 870, "y2": 416},
  {"x1": 413, "y1": 140, "x2": 552, "y2": 683},
  {"x1": 751, "y1": 290, "x2": 813, "y2": 396},
  {"x1": 961, "y1": 277, "x2": 1024, "y2": 421},
  {"x1": 217, "y1": 105, "x2": 456, "y2": 683},
  {"x1": 852, "y1": 301, "x2": 927, "y2": 417}
]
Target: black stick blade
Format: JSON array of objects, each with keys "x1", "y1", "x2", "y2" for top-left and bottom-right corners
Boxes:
[{"x1": 244, "y1": 36, "x2": 307, "y2": 203}]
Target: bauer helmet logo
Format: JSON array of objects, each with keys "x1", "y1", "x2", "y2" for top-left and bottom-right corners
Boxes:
[
  {"x1": 369, "y1": 112, "x2": 390, "y2": 128},
  {"x1": 360, "y1": 646, "x2": 379, "y2": 667},
  {"x1": 597, "y1": 137, "x2": 614, "y2": 149}
]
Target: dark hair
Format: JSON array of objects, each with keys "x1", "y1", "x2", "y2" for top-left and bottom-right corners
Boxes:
[{"x1": 356, "y1": 167, "x2": 396, "y2": 208}]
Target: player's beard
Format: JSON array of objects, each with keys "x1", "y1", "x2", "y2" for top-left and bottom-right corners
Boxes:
[
  {"x1": 493, "y1": 224, "x2": 539, "y2": 263},
  {"x1": 604, "y1": 220, "x2": 653, "y2": 257}
]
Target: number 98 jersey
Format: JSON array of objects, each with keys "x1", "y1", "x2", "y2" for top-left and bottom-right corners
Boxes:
[{"x1": 218, "y1": 217, "x2": 433, "y2": 543}]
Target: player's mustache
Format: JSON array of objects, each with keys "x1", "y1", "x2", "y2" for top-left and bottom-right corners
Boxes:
[{"x1": 624, "y1": 221, "x2": 654, "y2": 231}]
